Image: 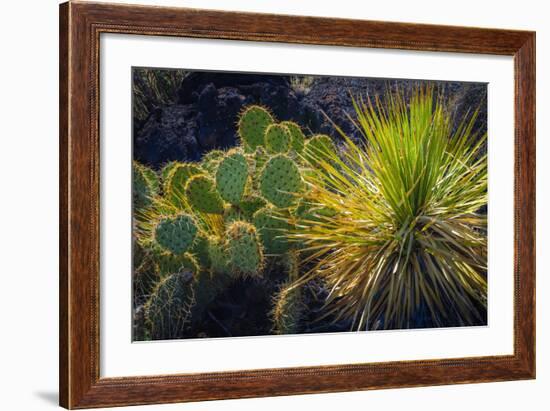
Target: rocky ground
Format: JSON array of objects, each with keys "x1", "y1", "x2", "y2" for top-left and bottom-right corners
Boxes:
[{"x1": 133, "y1": 69, "x2": 487, "y2": 170}]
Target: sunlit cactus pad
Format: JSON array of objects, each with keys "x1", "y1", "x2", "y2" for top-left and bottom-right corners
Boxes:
[
  {"x1": 259, "y1": 155, "x2": 303, "y2": 208},
  {"x1": 185, "y1": 174, "x2": 225, "y2": 214},
  {"x1": 216, "y1": 151, "x2": 248, "y2": 205},
  {"x1": 281, "y1": 121, "x2": 305, "y2": 153},
  {"x1": 253, "y1": 207, "x2": 292, "y2": 255},
  {"x1": 265, "y1": 123, "x2": 291, "y2": 154},
  {"x1": 238, "y1": 105, "x2": 273, "y2": 150},
  {"x1": 226, "y1": 221, "x2": 264, "y2": 278},
  {"x1": 154, "y1": 214, "x2": 197, "y2": 255}
]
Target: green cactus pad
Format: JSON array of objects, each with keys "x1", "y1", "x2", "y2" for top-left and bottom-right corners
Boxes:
[
  {"x1": 160, "y1": 161, "x2": 179, "y2": 184},
  {"x1": 281, "y1": 121, "x2": 306, "y2": 153},
  {"x1": 226, "y1": 221, "x2": 264, "y2": 278},
  {"x1": 133, "y1": 162, "x2": 159, "y2": 210},
  {"x1": 259, "y1": 155, "x2": 303, "y2": 208},
  {"x1": 265, "y1": 123, "x2": 292, "y2": 154},
  {"x1": 207, "y1": 236, "x2": 228, "y2": 274},
  {"x1": 142, "y1": 165, "x2": 160, "y2": 193},
  {"x1": 185, "y1": 174, "x2": 225, "y2": 214},
  {"x1": 283, "y1": 250, "x2": 300, "y2": 281},
  {"x1": 223, "y1": 204, "x2": 245, "y2": 224},
  {"x1": 133, "y1": 241, "x2": 160, "y2": 298},
  {"x1": 254, "y1": 146, "x2": 268, "y2": 169},
  {"x1": 190, "y1": 232, "x2": 211, "y2": 268},
  {"x1": 238, "y1": 105, "x2": 273, "y2": 150},
  {"x1": 215, "y1": 151, "x2": 248, "y2": 205},
  {"x1": 253, "y1": 207, "x2": 292, "y2": 255},
  {"x1": 240, "y1": 195, "x2": 267, "y2": 218},
  {"x1": 154, "y1": 214, "x2": 198, "y2": 255},
  {"x1": 154, "y1": 250, "x2": 200, "y2": 277},
  {"x1": 145, "y1": 271, "x2": 194, "y2": 340},
  {"x1": 272, "y1": 281, "x2": 304, "y2": 335},
  {"x1": 249, "y1": 147, "x2": 268, "y2": 190},
  {"x1": 164, "y1": 163, "x2": 203, "y2": 207},
  {"x1": 303, "y1": 134, "x2": 337, "y2": 166},
  {"x1": 201, "y1": 149, "x2": 224, "y2": 174}
]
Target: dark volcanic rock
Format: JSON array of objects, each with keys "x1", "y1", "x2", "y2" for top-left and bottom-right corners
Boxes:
[
  {"x1": 134, "y1": 105, "x2": 199, "y2": 168},
  {"x1": 134, "y1": 84, "x2": 248, "y2": 168},
  {"x1": 134, "y1": 69, "x2": 487, "y2": 171}
]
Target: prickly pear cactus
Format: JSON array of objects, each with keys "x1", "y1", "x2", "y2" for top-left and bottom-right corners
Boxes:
[
  {"x1": 281, "y1": 121, "x2": 306, "y2": 153},
  {"x1": 215, "y1": 151, "x2": 248, "y2": 205},
  {"x1": 226, "y1": 221, "x2": 264, "y2": 278},
  {"x1": 239, "y1": 194, "x2": 267, "y2": 218},
  {"x1": 133, "y1": 103, "x2": 333, "y2": 339},
  {"x1": 272, "y1": 281, "x2": 304, "y2": 335},
  {"x1": 259, "y1": 155, "x2": 303, "y2": 208},
  {"x1": 253, "y1": 207, "x2": 292, "y2": 255},
  {"x1": 163, "y1": 163, "x2": 203, "y2": 207},
  {"x1": 185, "y1": 174, "x2": 225, "y2": 214},
  {"x1": 201, "y1": 149, "x2": 225, "y2": 174},
  {"x1": 283, "y1": 250, "x2": 300, "y2": 281},
  {"x1": 207, "y1": 236, "x2": 228, "y2": 275},
  {"x1": 145, "y1": 271, "x2": 195, "y2": 340},
  {"x1": 154, "y1": 250, "x2": 200, "y2": 277},
  {"x1": 250, "y1": 146, "x2": 268, "y2": 189},
  {"x1": 160, "y1": 161, "x2": 178, "y2": 184},
  {"x1": 142, "y1": 165, "x2": 160, "y2": 193},
  {"x1": 238, "y1": 105, "x2": 273, "y2": 150},
  {"x1": 133, "y1": 162, "x2": 158, "y2": 210},
  {"x1": 154, "y1": 213, "x2": 197, "y2": 255},
  {"x1": 223, "y1": 204, "x2": 245, "y2": 225},
  {"x1": 133, "y1": 241, "x2": 160, "y2": 299},
  {"x1": 265, "y1": 123, "x2": 291, "y2": 154},
  {"x1": 190, "y1": 232, "x2": 211, "y2": 268}
]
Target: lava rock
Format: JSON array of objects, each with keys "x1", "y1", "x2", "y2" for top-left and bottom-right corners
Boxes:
[{"x1": 134, "y1": 69, "x2": 487, "y2": 172}]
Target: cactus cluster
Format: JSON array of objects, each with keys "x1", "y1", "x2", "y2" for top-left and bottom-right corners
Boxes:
[
  {"x1": 145, "y1": 271, "x2": 195, "y2": 340},
  {"x1": 133, "y1": 104, "x2": 330, "y2": 339}
]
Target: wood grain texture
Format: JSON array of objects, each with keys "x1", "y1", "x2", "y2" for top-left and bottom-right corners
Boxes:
[
  {"x1": 59, "y1": 2, "x2": 69, "y2": 407},
  {"x1": 59, "y1": 1, "x2": 536, "y2": 408}
]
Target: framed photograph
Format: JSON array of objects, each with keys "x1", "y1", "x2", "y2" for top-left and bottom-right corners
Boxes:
[{"x1": 59, "y1": 1, "x2": 535, "y2": 408}]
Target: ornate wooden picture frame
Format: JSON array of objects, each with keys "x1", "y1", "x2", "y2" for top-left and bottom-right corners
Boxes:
[{"x1": 59, "y1": 1, "x2": 535, "y2": 408}]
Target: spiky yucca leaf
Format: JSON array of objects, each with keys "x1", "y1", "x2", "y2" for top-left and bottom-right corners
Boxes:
[{"x1": 292, "y1": 87, "x2": 487, "y2": 330}]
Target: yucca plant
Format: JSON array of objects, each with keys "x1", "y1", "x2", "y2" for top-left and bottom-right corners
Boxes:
[{"x1": 291, "y1": 87, "x2": 487, "y2": 330}]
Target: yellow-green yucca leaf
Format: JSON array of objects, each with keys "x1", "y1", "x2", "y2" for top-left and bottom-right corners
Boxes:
[{"x1": 291, "y1": 87, "x2": 487, "y2": 330}]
